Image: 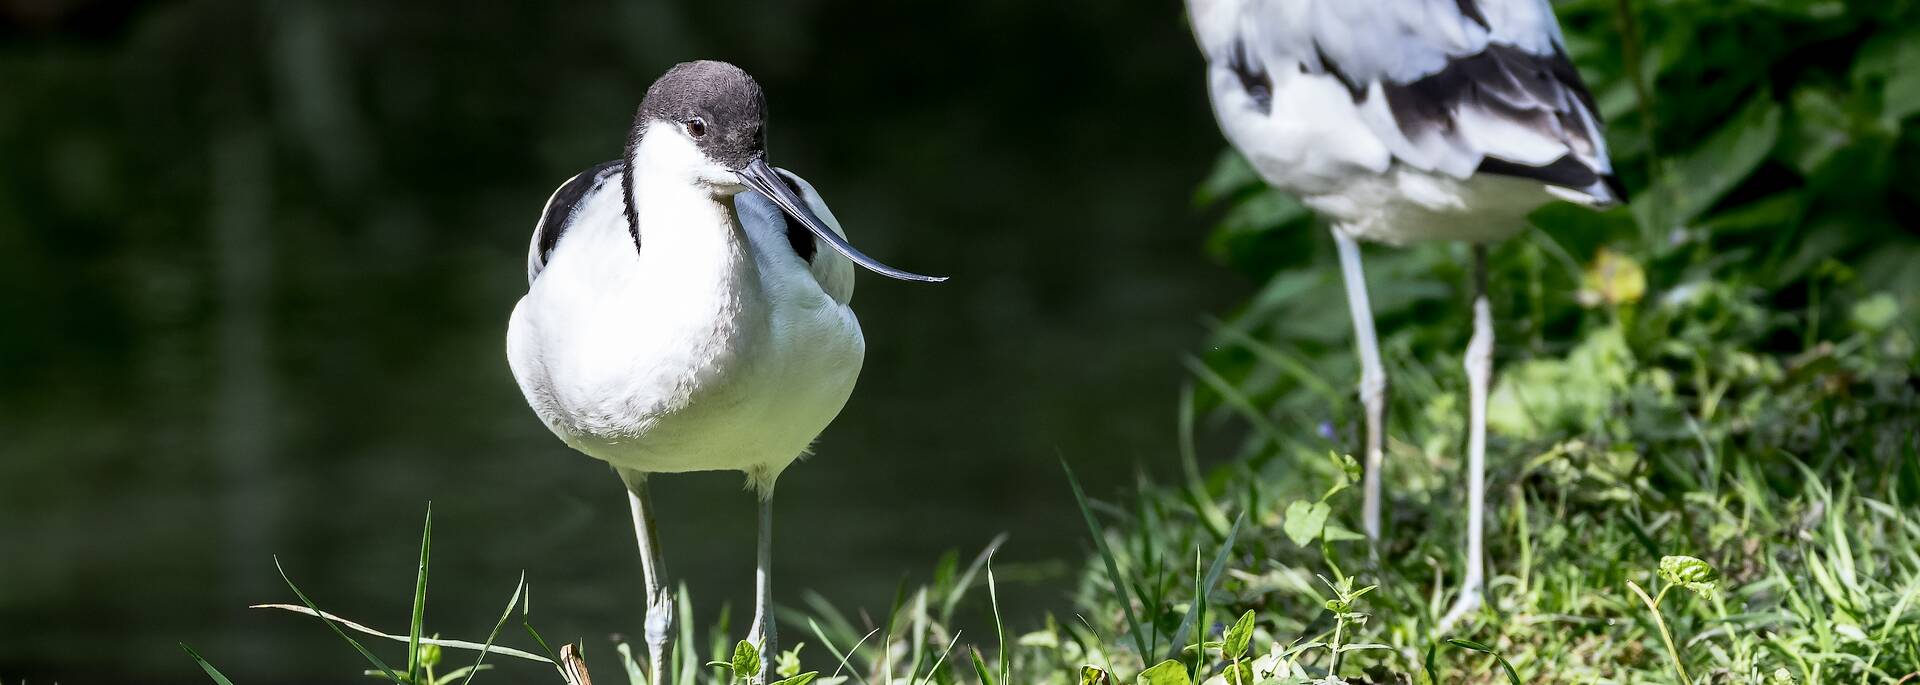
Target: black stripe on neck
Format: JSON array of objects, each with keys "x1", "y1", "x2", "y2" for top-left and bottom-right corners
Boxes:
[{"x1": 622, "y1": 121, "x2": 643, "y2": 255}]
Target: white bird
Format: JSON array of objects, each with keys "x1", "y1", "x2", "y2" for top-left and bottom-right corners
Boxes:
[
  {"x1": 507, "y1": 60, "x2": 943, "y2": 684},
  {"x1": 1183, "y1": 0, "x2": 1623, "y2": 629}
]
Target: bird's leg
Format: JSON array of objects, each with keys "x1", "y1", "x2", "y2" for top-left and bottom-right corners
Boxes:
[
  {"x1": 622, "y1": 471, "x2": 675, "y2": 685},
  {"x1": 1439, "y1": 244, "x2": 1493, "y2": 632},
  {"x1": 1333, "y1": 228, "x2": 1389, "y2": 545},
  {"x1": 748, "y1": 492, "x2": 777, "y2": 684}
]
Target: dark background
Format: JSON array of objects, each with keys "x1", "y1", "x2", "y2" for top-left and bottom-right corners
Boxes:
[{"x1": 0, "y1": 0, "x2": 1246, "y2": 682}]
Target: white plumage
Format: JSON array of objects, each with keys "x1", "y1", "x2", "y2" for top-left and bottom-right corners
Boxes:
[
  {"x1": 1188, "y1": 0, "x2": 1620, "y2": 243},
  {"x1": 508, "y1": 137, "x2": 861, "y2": 492},
  {"x1": 1185, "y1": 0, "x2": 1623, "y2": 631},
  {"x1": 505, "y1": 60, "x2": 941, "y2": 685}
]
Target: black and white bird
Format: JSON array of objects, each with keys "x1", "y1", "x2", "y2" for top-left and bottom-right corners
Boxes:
[
  {"x1": 1184, "y1": 1, "x2": 1623, "y2": 628},
  {"x1": 507, "y1": 60, "x2": 943, "y2": 684}
]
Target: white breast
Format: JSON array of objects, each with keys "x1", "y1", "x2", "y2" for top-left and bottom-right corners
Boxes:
[
  {"x1": 507, "y1": 147, "x2": 863, "y2": 488},
  {"x1": 1191, "y1": 0, "x2": 1619, "y2": 245}
]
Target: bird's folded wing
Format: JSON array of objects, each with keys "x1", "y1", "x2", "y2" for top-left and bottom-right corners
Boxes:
[
  {"x1": 759, "y1": 168, "x2": 855, "y2": 306},
  {"x1": 1203, "y1": 0, "x2": 1621, "y2": 202},
  {"x1": 529, "y1": 159, "x2": 626, "y2": 284}
]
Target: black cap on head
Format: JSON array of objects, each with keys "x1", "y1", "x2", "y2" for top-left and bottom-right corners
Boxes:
[{"x1": 636, "y1": 60, "x2": 768, "y2": 170}]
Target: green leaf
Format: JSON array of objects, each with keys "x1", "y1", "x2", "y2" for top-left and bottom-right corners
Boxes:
[
  {"x1": 1137, "y1": 659, "x2": 1193, "y2": 685},
  {"x1": 1222, "y1": 661, "x2": 1254, "y2": 685},
  {"x1": 1281, "y1": 501, "x2": 1329, "y2": 547},
  {"x1": 1320, "y1": 523, "x2": 1366, "y2": 544},
  {"x1": 408, "y1": 504, "x2": 431, "y2": 685},
  {"x1": 616, "y1": 642, "x2": 645, "y2": 685},
  {"x1": 180, "y1": 643, "x2": 237, "y2": 685},
  {"x1": 769, "y1": 672, "x2": 819, "y2": 685},
  {"x1": 274, "y1": 557, "x2": 406, "y2": 683},
  {"x1": 1444, "y1": 639, "x2": 1521, "y2": 685},
  {"x1": 1224, "y1": 610, "x2": 1256, "y2": 659},
  {"x1": 1217, "y1": 189, "x2": 1309, "y2": 237},
  {"x1": 1062, "y1": 459, "x2": 1151, "y2": 659},
  {"x1": 1851, "y1": 293, "x2": 1900, "y2": 333},
  {"x1": 251, "y1": 602, "x2": 552, "y2": 665},
  {"x1": 1635, "y1": 94, "x2": 1781, "y2": 231},
  {"x1": 730, "y1": 640, "x2": 760, "y2": 681},
  {"x1": 1194, "y1": 149, "x2": 1259, "y2": 207},
  {"x1": 776, "y1": 643, "x2": 805, "y2": 679},
  {"x1": 989, "y1": 558, "x2": 1010, "y2": 685},
  {"x1": 1331, "y1": 452, "x2": 1361, "y2": 489},
  {"x1": 1166, "y1": 512, "x2": 1246, "y2": 661},
  {"x1": 1782, "y1": 85, "x2": 1854, "y2": 176},
  {"x1": 1081, "y1": 665, "x2": 1113, "y2": 685},
  {"x1": 1852, "y1": 26, "x2": 1920, "y2": 123},
  {"x1": 1658, "y1": 555, "x2": 1720, "y2": 596},
  {"x1": 463, "y1": 574, "x2": 528, "y2": 685},
  {"x1": 437, "y1": 665, "x2": 492, "y2": 683},
  {"x1": 969, "y1": 647, "x2": 997, "y2": 685}
]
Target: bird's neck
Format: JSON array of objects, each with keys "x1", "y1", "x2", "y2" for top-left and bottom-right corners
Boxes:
[{"x1": 625, "y1": 148, "x2": 757, "y2": 299}]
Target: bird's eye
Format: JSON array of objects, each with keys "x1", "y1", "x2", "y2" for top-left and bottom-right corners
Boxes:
[{"x1": 686, "y1": 117, "x2": 708, "y2": 138}]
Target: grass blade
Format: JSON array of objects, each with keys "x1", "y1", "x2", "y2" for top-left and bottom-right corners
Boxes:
[
  {"x1": 462, "y1": 572, "x2": 528, "y2": 685},
  {"x1": 274, "y1": 556, "x2": 406, "y2": 683},
  {"x1": 675, "y1": 584, "x2": 697, "y2": 685},
  {"x1": 1166, "y1": 511, "x2": 1245, "y2": 662},
  {"x1": 252, "y1": 603, "x2": 553, "y2": 663},
  {"x1": 1177, "y1": 385, "x2": 1230, "y2": 541},
  {"x1": 968, "y1": 647, "x2": 996, "y2": 685},
  {"x1": 939, "y1": 534, "x2": 1009, "y2": 623},
  {"x1": 807, "y1": 617, "x2": 876, "y2": 685},
  {"x1": 1062, "y1": 458, "x2": 1151, "y2": 658},
  {"x1": 988, "y1": 557, "x2": 1009, "y2": 685},
  {"x1": 916, "y1": 630, "x2": 963, "y2": 685},
  {"x1": 179, "y1": 643, "x2": 237, "y2": 685},
  {"x1": 408, "y1": 503, "x2": 433, "y2": 685},
  {"x1": 1445, "y1": 638, "x2": 1522, "y2": 685},
  {"x1": 616, "y1": 642, "x2": 645, "y2": 685}
]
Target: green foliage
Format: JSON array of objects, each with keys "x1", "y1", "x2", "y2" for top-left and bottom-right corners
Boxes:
[
  {"x1": 1443, "y1": 639, "x2": 1522, "y2": 685},
  {"x1": 188, "y1": 4, "x2": 1920, "y2": 685},
  {"x1": 180, "y1": 643, "x2": 239, "y2": 685},
  {"x1": 1221, "y1": 611, "x2": 1254, "y2": 661},
  {"x1": 1050, "y1": 1, "x2": 1920, "y2": 684},
  {"x1": 1659, "y1": 555, "x2": 1720, "y2": 597},
  {"x1": 1136, "y1": 659, "x2": 1192, "y2": 685}
]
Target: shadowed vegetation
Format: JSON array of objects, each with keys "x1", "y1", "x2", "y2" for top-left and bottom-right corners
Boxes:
[{"x1": 68, "y1": 0, "x2": 1920, "y2": 683}]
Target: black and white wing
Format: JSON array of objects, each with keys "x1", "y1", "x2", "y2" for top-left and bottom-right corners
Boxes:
[
  {"x1": 734, "y1": 167, "x2": 855, "y2": 306},
  {"x1": 1189, "y1": 0, "x2": 1623, "y2": 204},
  {"x1": 527, "y1": 160, "x2": 626, "y2": 284}
]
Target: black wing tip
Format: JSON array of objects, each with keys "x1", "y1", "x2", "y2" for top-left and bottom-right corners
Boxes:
[
  {"x1": 1479, "y1": 154, "x2": 1629, "y2": 207},
  {"x1": 1601, "y1": 173, "x2": 1630, "y2": 205}
]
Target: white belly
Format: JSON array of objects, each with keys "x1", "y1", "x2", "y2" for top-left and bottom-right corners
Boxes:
[
  {"x1": 1206, "y1": 63, "x2": 1554, "y2": 246},
  {"x1": 506, "y1": 192, "x2": 863, "y2": 489},
  {"x1": 1305, "y1": 168, "x2": 1554, "y2": 246}
]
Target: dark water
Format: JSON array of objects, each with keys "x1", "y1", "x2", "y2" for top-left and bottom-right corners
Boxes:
[{"x1": 0, "y1": 1, "x2": 1246, "y2": 682}]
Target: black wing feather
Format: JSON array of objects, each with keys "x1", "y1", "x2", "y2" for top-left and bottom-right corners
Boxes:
[
  {"x1": 1379, "y1": 44, "x2": 1619, "y2": 201},
  {"x1": 529, "y1": 159, "x2": 624, "y2": 283}
]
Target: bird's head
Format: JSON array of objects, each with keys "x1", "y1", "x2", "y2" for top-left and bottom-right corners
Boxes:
[
  {"x1": 630, "y1": 60, "x2": 945, "y2": 283},
  {"x1": 633, "y1": 60, "x2": 768, "y2": 194}
]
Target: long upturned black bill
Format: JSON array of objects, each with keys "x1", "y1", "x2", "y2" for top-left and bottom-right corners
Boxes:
[{"x1": 738, "y1": 158, "x2": 947, "y2": 283}]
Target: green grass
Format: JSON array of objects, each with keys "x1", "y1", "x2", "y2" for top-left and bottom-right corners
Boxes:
[
  {"x1": 209, "y1": 281, "x2": 1918, "y2": 684},
  {"x1": 187, "y1": 2, "x2": 1920, "y2": 682}
]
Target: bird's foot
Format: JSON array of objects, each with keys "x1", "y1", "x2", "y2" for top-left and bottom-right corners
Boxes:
[
  {"x1": 1435, "y1": 586, "x2": 1483, "y2": 635},
  {"x1": 644, "y1": 589, "x2": 676, "y2": 685},
  {"x1": 747, "y1": 622, "x2": 775, "y2": 684}
]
